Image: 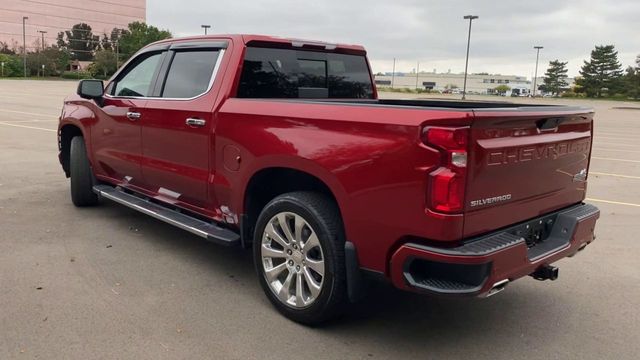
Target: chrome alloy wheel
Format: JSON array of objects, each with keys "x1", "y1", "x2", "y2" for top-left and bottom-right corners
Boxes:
[{"x1": 261, "y1": 212, "x2": 325, "y2": 308}]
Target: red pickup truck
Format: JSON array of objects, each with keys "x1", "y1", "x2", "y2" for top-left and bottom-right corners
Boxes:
[{"x1": 58, "y1": 34, "x2": 600, "y2": 324}]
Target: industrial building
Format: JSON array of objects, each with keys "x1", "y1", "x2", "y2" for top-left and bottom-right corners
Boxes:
[
  {"x1": 0, "y1": 0, "x2": 146, "y2": 52},
  {"x1": 374, "y1": 72, "x2": 533, "y2": 95}
]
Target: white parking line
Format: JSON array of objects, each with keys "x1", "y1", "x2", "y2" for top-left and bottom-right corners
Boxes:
[
  {"x1": 0, "y1": 121, "x2": 56, "y2": 132},
  {"x1": 592, "y1": 156, "x2": 640, "y2": 164},
  {"x1": 586, "y1": 198, "x2": 640, "y2": 208},
  {"x1": 595, "y1": 135, "x2": 640, "y2": 142},
  {"x1": 593, "y1": 142, "x2": 639, "y2": 148},
  {"x1": 0, "y1": 109, "x2": 57, "y2": 118},
  {"x1": 0, "y1": 119, "x2": 58, "y2": 123},
  {"x1": 590, "y1": 172, "x2": 640, "y2": 179},
  {"x1": 593, "y1": 148, "x2": 640, "y2": 154}
]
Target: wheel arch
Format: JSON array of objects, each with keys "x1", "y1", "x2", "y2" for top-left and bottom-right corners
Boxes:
[
  {"x1": 59, "y1": 123, "x2": 86, "y2": 177},
  {"x1": 241, "y1": 166, "x2": 346, "y2": 248}
]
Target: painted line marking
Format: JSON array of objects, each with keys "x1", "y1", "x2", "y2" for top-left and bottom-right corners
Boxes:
[
  {"x1": 0, "y1": 121, "x2": 56, "y2": 132},
  {"x1": 593, "y1": 141, "x2": 640, "y2": 148},
  {"x1": 0, "y1": 119, "x2": 57, "y2": 123},
  {"x1": 595, "y1": 135, "x2": 640, "y2": 142},
  {"x1": 592, "y1": 156, "x2": 640, "y2": 164},
  {"x1": 593, "y1": 147, "x2": 640, "y2": 154},
  {"x1": 590, "y1": 171, "x2": 640, "y2": 179},
  {"x1": 0, "y1": 109, "x2": 57, "y2": 118},
  {"x1": 586, "y1": 198, "x2": 640, "y2": 208}
]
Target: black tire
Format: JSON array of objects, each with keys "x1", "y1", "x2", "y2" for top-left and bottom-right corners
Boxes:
[
  {"x1": 253, "y1": 191, "x2": 347, "y2": 325},
  {"x1": 70, "y1": 136, "x2": 99, "y2": 207}
]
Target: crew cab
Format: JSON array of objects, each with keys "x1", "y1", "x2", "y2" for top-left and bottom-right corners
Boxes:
[{"x1": 58, "y1": 34, "x2": 600, "y2": 324}]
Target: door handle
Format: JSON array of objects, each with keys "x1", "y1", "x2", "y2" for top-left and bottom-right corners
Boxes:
[
  {"x1": 126, "y1": 111, "x2": 141, "y2": 121},
  {"x1": 186, "y1": 118, "x2": 206, "y2": 127}
]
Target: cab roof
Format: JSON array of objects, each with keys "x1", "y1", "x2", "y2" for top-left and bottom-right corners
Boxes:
[{"x1": 149, "y1": 34, "x2": 367, "y2": 55}]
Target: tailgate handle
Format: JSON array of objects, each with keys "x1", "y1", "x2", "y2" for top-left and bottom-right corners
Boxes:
[{"x1": 536, "y1": 117, "x2": 564, "y2": 131}]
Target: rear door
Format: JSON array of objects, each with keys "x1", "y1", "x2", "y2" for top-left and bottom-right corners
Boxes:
[
  {"x1": 138, "y1": 41, "x2": 226, "y2": 214},
  {"x1": 93, "y1": 50, "x2": 166, "y2": 187},
  {"x1": 463, "y1": 107, "x2": 594, "y2": 237}
]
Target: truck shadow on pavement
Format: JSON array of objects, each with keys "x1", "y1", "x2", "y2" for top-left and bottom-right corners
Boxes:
[{"x1": 92, "y1": 200, "x2": 570, "y2": 350}]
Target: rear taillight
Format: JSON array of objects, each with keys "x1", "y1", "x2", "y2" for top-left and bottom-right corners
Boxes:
[{"x1": 423, "y1": 126, "x2": 470, "y2": 213}]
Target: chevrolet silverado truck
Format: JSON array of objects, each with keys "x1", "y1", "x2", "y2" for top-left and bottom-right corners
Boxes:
[{"x1": 58, "y1": 34, "x2": 600, "y2": 324}]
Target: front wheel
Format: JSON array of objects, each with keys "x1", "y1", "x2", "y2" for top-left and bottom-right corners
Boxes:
[
  {"x1": 253, "y1": 192, "x2": 347, "y2": 325},
  {"x1": 69, "y1": 136, "x2": 99, "y2": 207}
]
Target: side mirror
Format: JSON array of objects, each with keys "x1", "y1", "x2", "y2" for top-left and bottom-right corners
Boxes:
[{"x1": 77, "y1": 79, "x2": 104, "y2": 100}]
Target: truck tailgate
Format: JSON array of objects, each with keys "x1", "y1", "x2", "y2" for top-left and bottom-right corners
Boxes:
[{"x1": 463, "y1": 107, "x2": 594, "y2": 238}]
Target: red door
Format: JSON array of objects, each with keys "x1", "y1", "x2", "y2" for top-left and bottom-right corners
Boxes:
[
  {"x1": 91, "y1": 50, "x2": 166, "y2": 188},
  {"x1": 91, "y1": 97, "x2": 146, "y2": 187},
  {"x1": 138, "y1": 47, "x2": 224, "y2": 216}
]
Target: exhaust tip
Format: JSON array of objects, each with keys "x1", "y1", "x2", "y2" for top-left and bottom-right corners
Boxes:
[{"x1": 486, "y1": 279, "x2": 509, "y2": 297}]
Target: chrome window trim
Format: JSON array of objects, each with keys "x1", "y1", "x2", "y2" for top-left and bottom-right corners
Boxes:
[{"x1": 104, "y1": 48, "x2": 226, "y2": 102}]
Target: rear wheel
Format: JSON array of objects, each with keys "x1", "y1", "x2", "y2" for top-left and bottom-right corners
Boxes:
[
  {"x1": 253, "y1": 191, "x2": 347, "y2": 325},
  {"x1": 70, "y1": 136, "x2": 99, "y2": 207}
]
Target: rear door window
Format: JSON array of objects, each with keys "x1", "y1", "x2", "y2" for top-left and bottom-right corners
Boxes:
[
  {"x1": 237, "y1": 47, "x2": 374, "y2": 99},
  {"x1": 161, "y1": 50, "x2": 220, "y2": 98}
]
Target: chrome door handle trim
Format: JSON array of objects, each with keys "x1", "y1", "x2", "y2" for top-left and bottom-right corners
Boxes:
[
  {"x1": 126, "y1": 111, "x2": 141, "y2": 121},
  {"x1": 186, "y1": 118, "x2": 206, "y2": 127}
]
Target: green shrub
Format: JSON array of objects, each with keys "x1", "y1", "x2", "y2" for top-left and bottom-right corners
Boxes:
[
  {"x1": 608, "y1": 93, "x2": 628, "y2": 101},
  {"x1": 61, "y1": 71, "x2": 92, "y2": 79},
  {"x1": 0, "y1": 53, "x2": 23, "y2": 77}
]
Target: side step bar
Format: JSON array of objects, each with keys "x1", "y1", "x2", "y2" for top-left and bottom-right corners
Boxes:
[{"x1": 93, "y1": 185, "x2": 240, "y2": 246}]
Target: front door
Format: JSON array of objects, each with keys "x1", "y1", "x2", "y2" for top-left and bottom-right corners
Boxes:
[
  {"x1": 139, "y1": 46, "x2": 225, "y2": 214},
  {"x1": 92, "y1": 50, "x2": 166, "y2": 188}
]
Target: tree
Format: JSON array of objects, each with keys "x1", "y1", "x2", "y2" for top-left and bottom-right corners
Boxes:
[
  {"x1": 494, "y1": 84, "x2": 510, "y2": 95},
  {"x1": 542, "y1": 60, "x2": 569, "y2": 96},
  {"x1": 445, "y1": 83, "x2": 459, "y2": 90},
  {"x1": 90, "y1": 49, "x2": 117, "y2": 78},
  {"x1": 576, "y1": 45, "x2": 623, "y2": 97},
  {"x1": 0, "y1": 42, "x2": 14, "y2": 55},
  {"x1": 623, "y1": 55, "x2": 640, "y2": 100},
  {"x1": 118, "y1": 22, "x2": 172, "y2": 60},
  {"x1": 0, "y1": 53, "x2": 22, "y2": 76},
  {"x1": 57, "y1": 23, "x2": 100, "y2": 61}
]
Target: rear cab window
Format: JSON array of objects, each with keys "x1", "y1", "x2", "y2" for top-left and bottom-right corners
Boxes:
[
  {"x1": 160, "y1": 49, "x2": 221, "y2": 98},
  {"x1": 237, "y1": 47, "x2": 374, "y2": 99}
]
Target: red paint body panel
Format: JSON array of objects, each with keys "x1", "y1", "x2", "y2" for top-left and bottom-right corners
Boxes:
[{"x1": 58, "y1": 34, "x2": 600, "y2": 291}]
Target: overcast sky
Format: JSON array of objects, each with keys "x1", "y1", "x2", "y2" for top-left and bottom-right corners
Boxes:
[{"x1": 148, "y1": 0, "x2": 640, "y2": 78}]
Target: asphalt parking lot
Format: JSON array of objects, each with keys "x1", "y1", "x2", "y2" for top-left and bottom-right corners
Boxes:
[{"x1": 1, "y1": 79, "x2": 639, "y2": 360}]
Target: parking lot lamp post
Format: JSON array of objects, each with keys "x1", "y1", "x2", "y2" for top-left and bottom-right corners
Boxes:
[
  {"x1": 391, "y1": 58, "x2": 395, "y2": 89},
  {"x1": 201, "y1": 25, "x2": 211, "y2": 35},
  {"x1": 23, "y1": 16, "x2": 28, "y2": 77},
  {"x1": 1, "y1": 62, "x2": 4, "y2": 77},
  {"x1": 462, "y1": 15, "x2": 478, "y2": 100},
  {"x1": 38, "y1": 30, "x2": 47, "y2": 51},
  {"x1": 532, "y1": 46, "x2": 543, "y2": 97}
]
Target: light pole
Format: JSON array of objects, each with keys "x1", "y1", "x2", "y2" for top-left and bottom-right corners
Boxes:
[
  {"x1": 391, "y1": 58, "x2": 396, "y2": 89},
  {"x1": 201, "y1": 25, "x2": 211, "y2": 35},
  {"x1": 415, "y1": 61, "x2": 420, "y2": 90},
  {"x1": 38, "y1": 30, "x2": 47, "y2": 51},
  {"x1": 1, "y1": 62, "x2": 5, "y2": 77},
  {"x1": 462, "y1": 15, "x2": 478, "y2": 100},
  {"x1": 532, "y1": 45, "x2": 543, "y2": 97},
  {"x1": 23, "y1": 16, "x2": 28, "y2": 77},
  {"x1": 113, "y1": 39, "x2": 119, "y2": 69}
]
